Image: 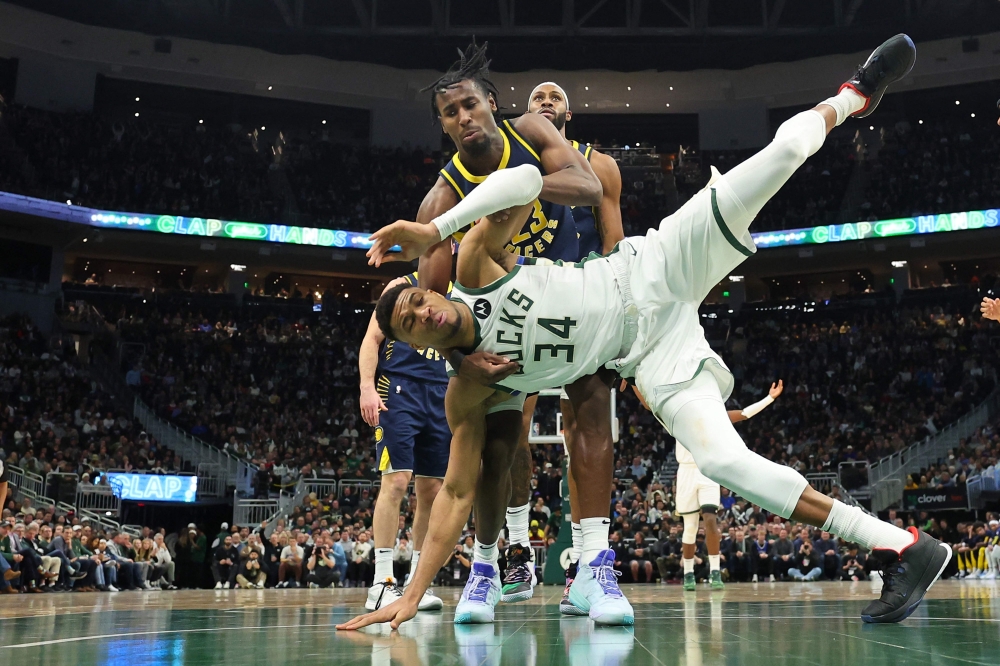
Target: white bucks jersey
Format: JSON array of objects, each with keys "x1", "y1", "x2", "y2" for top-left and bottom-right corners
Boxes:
[{"x1": 450, "y1": 257, "x2": 626, "y2": 394}]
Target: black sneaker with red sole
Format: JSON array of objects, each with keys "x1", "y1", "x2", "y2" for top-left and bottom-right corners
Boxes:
[
  {"x1": 840, "y1": 33, "x2": 916, "y2": 118},
  {"x1": 862, "y1": 527, "x2": 952, "y2": 624}
]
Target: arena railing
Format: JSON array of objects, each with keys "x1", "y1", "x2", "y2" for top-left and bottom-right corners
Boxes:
[
  {"x1": 804, "y1": 473, "x2": 839, "y2": 496},
  {"x1": 7, "y1": 465, "x2": 45, "y2": 497},
  {"x1": 869, "y1": 387, "x2": 1000, "y2": 512},
  {"x1": 121, "y1": 525, "x2": 143, "y2": 538},
  {"x1": 76, "y1": 484, "x2": 122, "y2": 515},
  {"x1": 78, "y1": 508, "x2": 121, "y2": 533},
  {"x1": 133, "y1": 398, "x2": 257, "y2": 495},
  {"x1": 967, "y1": 465, "x2": 999, "y2": 510}
]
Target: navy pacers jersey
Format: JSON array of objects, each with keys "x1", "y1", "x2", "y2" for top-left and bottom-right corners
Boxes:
[
  {"x1": 377, "y1": 272, "x2": 450, "y2": 387},
  {"x1": 439, "y1": 119, "x2": 579, "y2": 262},
  {"x1": 570, "y1": 140, "x2": 602, "y2": 259}
]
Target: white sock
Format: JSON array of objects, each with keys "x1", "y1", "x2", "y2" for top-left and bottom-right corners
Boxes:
[
  {"x1": 580, "y1": 517, "x2": 610, "y2": 564},
  {"x1": 505, "y1": 504, "x2": 531, "y2": 548},
  {"x1": 474, "y1": 538, "x2": 499, "y2": 568},
  {"x1": 570, "y1": 522, "x2": 583, "y2": 564},
  {"x1": 820, "y1": 87, "x2": 867, "y2": 127},
  {"x1": 822, "y1": 501, "x2": 914, "y2": 552},
  {"x1": 683, "y1": 558, "x2": 695, "y2": 575},
  {"x1": 374, "y1": 548, "x2": 394, "y2": 582},
  {"x1": 708, "y1": 555, "x2": 720, "y2": 572},
  {"x1": 408, "y1": 550, "x2": 420, "y2": 579}
]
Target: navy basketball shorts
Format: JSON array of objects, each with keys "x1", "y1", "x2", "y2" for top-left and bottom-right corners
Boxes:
[{"x1": 374, "y1": 375, "x2": 450, "y2": 478}]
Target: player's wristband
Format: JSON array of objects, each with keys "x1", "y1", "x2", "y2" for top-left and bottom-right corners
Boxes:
[
  {"x1": 431, "y1": 164, "x2": 544, "y2": 241},
  {"x1": 740, "y1": 395, "x2": 774, "y2": 419}
]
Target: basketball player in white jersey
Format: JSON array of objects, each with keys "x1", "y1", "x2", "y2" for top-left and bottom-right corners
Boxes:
[
  {"x1": 675, "y1": 381, "x2": 782, "y2": 590},
  {"x1": 340, "y1": 35, "x2": 949, "y2": 631},
  {"x1": 524, "y1": 80, "x2": 624, "y2": 614}
]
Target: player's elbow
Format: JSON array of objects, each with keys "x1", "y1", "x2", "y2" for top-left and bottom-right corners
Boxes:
[{"x1": 581, "y1": 175, "x2": 603, "y2": 207}]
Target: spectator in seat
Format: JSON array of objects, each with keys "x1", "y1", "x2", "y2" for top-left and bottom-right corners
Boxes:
[
  {"x1": 330, "y1": 530, "x2": 348, "y2": 584},
  {"x1": 655, "y1": 525, "x2": 683, "y2": 582},
  {"x1": 772, "y1": 529, "x2": 795, "y2": 580},
  {"x1": 840, "y1": 544, "x2": 867, "y2": 581},
  {"x1": 188, "y1": 524, "x2": 208, "y2": 589},
  {"x1": 0, "y1": 522, "x2": 23, "y2": 593},
  {"x1": 788, "y1": 540, "x2": 823, "y2": 581},
  {"x1": 236, "y1": 549, "x2": 266, "y2": 588},
  {"x1": 751, "y1": 528, "x2": 773, "y2": 583},
  {"x1": 264, "y1": 533, "x2": 282, "y2": 588},
  {"x1": 392, "y1": 535, "x2": 412, "y2": 583},
  {"x1": 629, "y1": 531, "x2": 655, "y2": 583},
  {"x1": 213, "y1": 535, "x2": 238, "y2": 589},
  {"x1": 727, "y1": 528, "x2": 753, "y2": 582},
  {"x1": 306, "y1": 535, "x2": 340, "y2": 588},
  {"x1": 813, "y1": 531, "x2": 839, "y2": 580},
  {"x1": 278, "y1": 533, "x2": 305, "y2": 588},
  {"x1": 71, "y1": 526, "x2": 108, "y2": 591},
  {"x1": 24, "y1": 523, "x2": 60, "y2": 590},
  {"x1": 152, "y1": 534, "x2": 177, "y2": 589}
]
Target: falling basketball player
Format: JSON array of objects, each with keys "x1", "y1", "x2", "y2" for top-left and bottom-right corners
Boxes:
[{"x1": 339, "y1": 34, "x2": 950, "y2": 631}]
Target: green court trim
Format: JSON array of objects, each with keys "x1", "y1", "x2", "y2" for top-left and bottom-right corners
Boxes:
[
  {"x1": 711, "y1": 188, "x2": 754, "y2": 257},
  {"x1": 454, "y1": 265, "x2": 521, "y2": 295}
]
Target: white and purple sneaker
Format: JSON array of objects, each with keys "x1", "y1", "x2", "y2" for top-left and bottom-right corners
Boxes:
[
  {"x1": 568, "y1": 550, "x2": 635, "y2": 626},
  {"x1": 454, "y1": 562, "x2": 502, "y2": 624}
]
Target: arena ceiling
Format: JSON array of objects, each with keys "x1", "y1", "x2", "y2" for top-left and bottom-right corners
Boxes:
[{"x1": 9, "y1": 0, "x2": 1000, "y2": 72}]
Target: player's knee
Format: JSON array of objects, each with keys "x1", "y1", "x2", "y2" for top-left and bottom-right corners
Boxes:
[{"x1": 379, "y1": 473, "x2": 410, "y2": 501}]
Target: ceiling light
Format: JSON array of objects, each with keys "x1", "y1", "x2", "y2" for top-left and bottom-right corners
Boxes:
[
  {"x1": 261, "y1": 126, "x2": 265, "y2": 130},
  {"x1": 625, "y1": 103, "x2": 630, "y2": 107},
  {"x1": 134, "y1": 112, "x2": 139, "y2": 117},
  {"x1": 584, "y1": 104, "x2": 589, "y2": 107},
  {"x1": 198, "y1": 119, "x2": 203, "y2": 124},
  {"x1": 955, "y1": 100, "x2": 960, "y2": 105},
  {"x1": 666, "y1": 103, "x2": 670, "y2": 107},
  {"x1": 512, "y1": 103, "x2": 516, "y2": 108},
  {"x1": 627, "y1": 86, "x2": 631, "y2": 91},
  {"x1": 322, "y1": 120, "x2": 327, "y2": 124},
  {"x1": 268, "y1": 86, "x2": 273, "y2": 91},
  {"x1": 135, "y1": 97, "x2": 140, "y2": 102},
  {"x1": 510, "y1": 86, "x2": 515, "y2": 91},
  {"x1": 669, "y1": 86, "x2": 674, "y2": 91}
]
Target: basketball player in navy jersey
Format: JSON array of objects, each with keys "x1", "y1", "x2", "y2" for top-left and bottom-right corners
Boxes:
[
  {"x1": 359, "y1": 274, "x2": 451, "y2": 613},
  {"x1": 526, "y1": 81, "x2": 625, "y2": 614},
  {"x1": 402, "y1": 42, "x2": 623, "y2": 611}
]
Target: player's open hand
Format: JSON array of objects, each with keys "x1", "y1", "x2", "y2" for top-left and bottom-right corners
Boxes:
[
  {"x1": 367, "y1": 220, "x2": 440, "y2": 267},
  {"x1": 336, "y1": 598, "x2": 419, "y2": 631},
  {"x1": 360, "y1": 385, "x2": 387, "y2": 427},
  {"x1": 769, "y1": 379, "x2": 784, "y2": 399},
  {"x1": 981, "y1": 297, "x2": 999, "y2": 322},
  {"x1": 460, "y1": 352, "x2": 520, "y2": 385}
]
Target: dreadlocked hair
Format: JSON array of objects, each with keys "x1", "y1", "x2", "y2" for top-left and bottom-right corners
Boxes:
[
  {"x1": 374, "y1": 282, "x2": 410, "y2": 341},
  {"x1": 422, "y1": 39, "x2": 501, "y2": 123}
]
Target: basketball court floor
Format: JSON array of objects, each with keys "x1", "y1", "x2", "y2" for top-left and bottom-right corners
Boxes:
[{"x1": 1, "y1": 580, "x2": 997, "y2": 664}]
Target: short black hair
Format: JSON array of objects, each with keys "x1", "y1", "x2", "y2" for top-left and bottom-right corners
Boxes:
[
  {"x1": 422, "y1": 39, "x2": 501, "y2": 122},
  {"x1": 375, "y1": 282, "x2": 410, "y2": 341}
]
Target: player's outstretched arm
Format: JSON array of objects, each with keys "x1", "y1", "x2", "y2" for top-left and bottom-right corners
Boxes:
[
  {"x1": 728, "y1": 380, "x2": 783, "y2": 423},
  {"x1": 337, "y1": 378, "x2": 494, "y2": 631},
  {"x1": 982, "y1": 297, "x2": 1000, "y2": 322}
]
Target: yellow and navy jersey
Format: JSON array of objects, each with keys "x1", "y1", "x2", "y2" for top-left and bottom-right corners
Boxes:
[
  {"x1": 377, "y1": 272, "x2": 450, "y2": 387},
  {"x1": 439, "y1": 119, "x2": 579, "y2": 262},
  {"x1": 570, "y1": 140, "x2": 602, "y2": 259}
]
